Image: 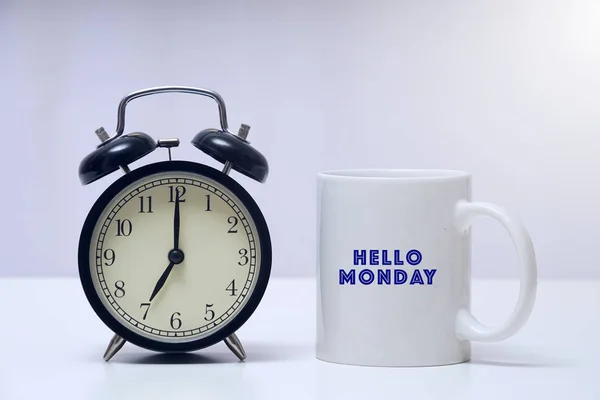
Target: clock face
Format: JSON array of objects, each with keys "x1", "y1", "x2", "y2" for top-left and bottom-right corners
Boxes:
[{"x1": 79, "y1": 161, "x2": 271, "y2": 351}]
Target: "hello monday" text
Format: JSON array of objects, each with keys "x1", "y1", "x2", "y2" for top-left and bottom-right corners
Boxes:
[{"x1": 339, "y1": 249, "x2": 437, "y2": 286}]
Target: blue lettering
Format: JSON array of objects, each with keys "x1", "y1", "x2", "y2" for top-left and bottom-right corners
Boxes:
[
  {"x1": 410, "y1": 269, "x2": 424, "y2": 285},
  {"x1": 339, "y1": 269, "x2": 356, "y2": 285},
  {"x1": 340, "y1": 268, "x2": 436, "y2": 285},
  {"x1": 394, "y1": 250, "x2": 404, "y2": 265},
  {"x1": 424, "y1": 269, "x2": 437, "y2": 284},
  {"x1": 394, "y1": 269, "x2": 407, "y2": 284},
  {"x1": 370, "y1": 250, "x2": 379, "y2": 265},
  {"x1": 377, "y1": 269, "x2": 391, "y2": 284},
  {"x1": 406, "y1": 249, "x2": 422, "y2": 266},
  {"x1": 354, "y1": 250, "x2": 366, "y2": 265},
  {"x1": 359, "y1": 269, "x2": 375, "y2": 284},
  {"x1": 381, "y1": 250, "x2": 392, "y2": 265}
]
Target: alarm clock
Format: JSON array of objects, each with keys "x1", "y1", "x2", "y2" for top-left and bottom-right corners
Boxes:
[{"x1": 77, "y1": 86, "x2": 272, "y2": 362}]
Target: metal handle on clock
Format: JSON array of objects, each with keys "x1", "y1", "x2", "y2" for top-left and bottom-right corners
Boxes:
[{"x1": 99, "y1": 86, "x2": 232, "y2": 146}]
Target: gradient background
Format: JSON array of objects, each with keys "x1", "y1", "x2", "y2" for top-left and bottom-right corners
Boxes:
[{"x1": 1, "y1": 0, "x2": 598, "y2": 278}]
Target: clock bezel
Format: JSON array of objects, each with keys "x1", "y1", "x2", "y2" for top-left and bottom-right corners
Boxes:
[{"x1": 78, "y1": 160, "x2": 272, "y2": 353}]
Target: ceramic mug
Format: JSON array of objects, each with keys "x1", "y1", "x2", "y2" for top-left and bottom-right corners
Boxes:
[{"x1": 316, "y1": 169, "x2": 537, "y2": 367}]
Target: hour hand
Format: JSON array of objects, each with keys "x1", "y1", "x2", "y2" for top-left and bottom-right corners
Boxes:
[{"x1": 149, "y1": 261, "x2": 175, "y2": 302}]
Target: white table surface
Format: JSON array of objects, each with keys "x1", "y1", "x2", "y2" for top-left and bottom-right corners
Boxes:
[{"x1": 0, "y1": 277, "x2": 598, "y2": 399}]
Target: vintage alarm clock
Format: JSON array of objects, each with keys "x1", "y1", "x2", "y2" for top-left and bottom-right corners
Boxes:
[{"x1": 77, "y1": 86, "x2": 272, "y2": 362}]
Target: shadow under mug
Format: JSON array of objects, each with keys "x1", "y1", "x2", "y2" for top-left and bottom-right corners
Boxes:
[{"x1": 316, "y1": 169, "x2": 537, "y2": 367}]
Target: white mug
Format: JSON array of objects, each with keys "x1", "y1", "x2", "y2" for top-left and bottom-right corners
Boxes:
[{"x1": 316, "y1": 169, "x2": 537, "y2": 367}]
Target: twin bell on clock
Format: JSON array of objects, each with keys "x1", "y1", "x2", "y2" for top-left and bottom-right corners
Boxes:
[{"x1": 77, "y1": 86, "x2": 272, "y2": 362}]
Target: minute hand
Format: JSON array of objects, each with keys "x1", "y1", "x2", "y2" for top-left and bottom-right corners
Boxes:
[{"x1": 173, "y1": 192, "x2": 180, "y2": 250}]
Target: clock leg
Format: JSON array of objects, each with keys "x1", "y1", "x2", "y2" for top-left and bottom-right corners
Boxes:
[
  {"x1": 224, "y1": 332, "x2": 246, "y2": 361},
  {"x1": 103, "y1": 334, "x2": 126, "y2": 362}
]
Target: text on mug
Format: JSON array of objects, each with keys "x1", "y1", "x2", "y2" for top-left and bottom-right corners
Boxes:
[
  {"x1": 353, "y1": 249, "x2": 422, "y2": 266},
  {"x1": 339, "y1": 249, "x2": 437, "y2": 286}
]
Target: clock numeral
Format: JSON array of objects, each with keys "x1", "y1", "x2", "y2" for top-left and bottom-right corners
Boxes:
[
  {"x1": 238, "y1": 248, "x2": 249, "y2": 266},
  {"x1": 103, "y1": 249, "x2": 115, "y2": 266},
  {"x1": 205, "y1": 194, "x2": 212, "y2": 211},
  {"x1": 140, "y1": 303, "x2": 150, "y2": 321},
  {"x1": 140, "y1": 303, "x2": 151, "y2": 320},
  {"x1": 169, "y1": 185, "x2": 186, "y2": 203},
  {"x1": 115, "y1": 219, "x2": 132, "y2": 237},
  {"x1": 227, "y1": 216, "x2": 239, "y2": 233},
  {"x1": 138, "y1": 196, "x2": 153, "y2": 213},
  {"x1": 170, "y1": 312, "x2": 182, "y2": 330},
  {"x1": 204, "y1": 304, "x2": 215, "y2": 321},
  {"x1": 114, "y1": 280, "x2": 125, "y2": 298},
  {"x1": 226, "y1": 279, "x2": 237, "y2": 296}
]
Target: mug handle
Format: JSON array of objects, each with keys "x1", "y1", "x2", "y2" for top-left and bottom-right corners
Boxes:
[{"x1": 454, "y1": 200, "x2": 537, "y2": 342}]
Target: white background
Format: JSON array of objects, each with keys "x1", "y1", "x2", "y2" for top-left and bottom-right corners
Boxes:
[{"x1": 1, "y1": 0, "x2": 599, "y2": 278}]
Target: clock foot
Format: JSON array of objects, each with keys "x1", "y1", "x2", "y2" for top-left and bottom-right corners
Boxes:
[
  {"x1": 224, "y1": 333, "x2": 246, "y2": 361},
  {"x1": 103, "y1": 334, "x2": 126, "y2": 362}
]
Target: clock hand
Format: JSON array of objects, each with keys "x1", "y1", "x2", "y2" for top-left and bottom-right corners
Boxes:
[
  {"x1": 148, "y1": 261, "x2": 175, "y2": 302},
  {"x1": 173, "y1": 190, "x2": 181, "y2": 250},
  {"x1": 148, "y1": 191, "x2": 185, "y2": 304}
]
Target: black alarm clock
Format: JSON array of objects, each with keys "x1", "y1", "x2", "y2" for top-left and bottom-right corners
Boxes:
[{"x1": 77, "y1": 86, "x2": 272, "y2": 362}]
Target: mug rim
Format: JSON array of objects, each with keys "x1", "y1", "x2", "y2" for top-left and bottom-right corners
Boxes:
[{"x1": 317, "y1": 169, "x2": 471, "y2": 181}]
